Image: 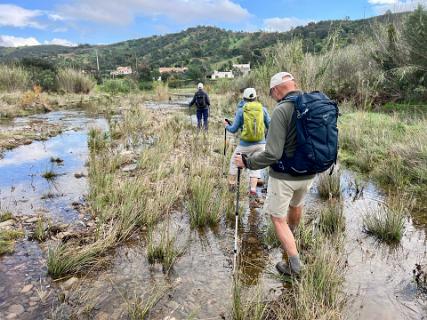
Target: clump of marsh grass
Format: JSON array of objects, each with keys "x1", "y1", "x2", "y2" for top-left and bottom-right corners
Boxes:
[
  {"x1": 32, "y1": 215, "x2": 50, "y2": 242},
  {"x1": 363, "y1": 203, "x2": 405, "y2": 243},
  {"x1": 126, "y1": 285, "x2": 170, "y2": 320},
  {"x1": 56, "y1": 68, "x2": 95, "y2": 94},
  {"x1": 187, "y1": 174, "x2": 223, "y2": 228},
  {"x1": 317, "y1": 169, "x2": 341, "y2": 200},
  {"x1": 295, "y1": 219, "x2": 316, "y2": 252},
  {"x1": 154, "y1": 81, "x2": 169, "y2": 101},
  {"x1": 47, "y1": 237, "x2": 114, "y2": 279},
  {"x1": 269, "y1": 238, "x2": 345, "y2": 320},
  {"x1": 88, "y1": 128, "x2": 109, "y2": 152},
  {"x1": 0, "y1": 239, "x2": 15, "y2": 255},
  {"x1": 0, "y1": 229, "x2": 24, "y2": 255},
  {"x1": 318, "y1": 202, "x2": 345, "y2": 235},
  {"x1": 263, "y1": 221, "x2": 281, "y2": 249},
  {"x1": 232, "y1": 275, "x2": 268, "y2": 320},
  {"x1": 0, "y1": 64, "x2": 30, "y2": 92},
  {"x1": 146, "y1": 226, "x2": 182, "y2": 272},
  {"x1": 0, "y1": 211, "x2": 13, "y2": 222},
  {"x1": 42, "y1": 168, "x2": 59, "y2": 180},
  {"x1": 50, "y1": 156, "x2": 64, "y2": 164}
]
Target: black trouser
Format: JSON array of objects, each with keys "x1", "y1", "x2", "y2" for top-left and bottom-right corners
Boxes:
[{"x1": 196, "y1": 107, "x2": 209, "y2": 130}]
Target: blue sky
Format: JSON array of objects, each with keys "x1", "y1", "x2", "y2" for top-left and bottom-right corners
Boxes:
[{"x1": 0, "y1": 0, "x2": 425, "y2": 47}]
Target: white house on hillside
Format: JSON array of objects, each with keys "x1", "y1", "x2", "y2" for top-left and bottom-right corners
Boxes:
[
  {"x1": 211, "y1": 70, "x2": 234, "y2": 80},
  {"x1": 110, "y1": 66, "x2": 133, "y2": 77},
  {"x1": 233, "y1": 63, "x2": 251, "y2": 76}
]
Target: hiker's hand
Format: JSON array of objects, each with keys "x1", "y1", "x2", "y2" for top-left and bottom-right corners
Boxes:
[
  {"x1": 234, "y1": 154, "x2": 245, "y2": 168},
  {"x1": 223, "y1": 119, "x2": 229, "y2": 126}
]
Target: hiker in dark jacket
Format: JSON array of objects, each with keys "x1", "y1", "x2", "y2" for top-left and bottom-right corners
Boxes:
[
  {"x1": 234, "y1": 72, "x2": 315, "y2": 277},
  {"x1": 189, "y1": 83, "x2": 210, "y2": 130}
]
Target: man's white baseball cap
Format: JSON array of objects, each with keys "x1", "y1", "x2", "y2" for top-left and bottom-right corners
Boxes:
[
  {"x1": 197, "y1": 82, "x2": 204, "y2": 89},
  {"x1": 269, "y1": 72, "x2": 295, "y2": 90}
]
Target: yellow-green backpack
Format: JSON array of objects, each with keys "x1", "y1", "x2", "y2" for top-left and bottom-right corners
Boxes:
[{"x1": 241, "y1": 101, "x2": 265, "y2": 142}]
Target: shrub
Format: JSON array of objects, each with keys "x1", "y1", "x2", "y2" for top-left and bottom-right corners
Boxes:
[
  {"x1": 56, "y1": 68, "x2": 95, "y2": 94},
  {"x1": 139, "y1": 81, "x2": 154, "y2": 91},
  {"x1": 0, "y1": 64, "x2": 30, "y2": 91},
  {"x1": 154, "y1": 81, "x2": 169, "y2": 101},
  {"x1": 100, "y1": 78, "x2": 135, "y2": 94}
]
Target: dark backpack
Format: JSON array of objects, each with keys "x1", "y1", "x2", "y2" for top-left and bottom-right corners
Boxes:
[
  {"x1": 195, "y1": 91, "x2": 207, "y2": 108},
  {"x1": 271, "y1": 91, "x2": 339, "y2": 176}
]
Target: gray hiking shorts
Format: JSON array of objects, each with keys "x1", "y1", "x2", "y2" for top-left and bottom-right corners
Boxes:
[{"x1": 229, "y1": 144, "x2": 265, "y2": 179}]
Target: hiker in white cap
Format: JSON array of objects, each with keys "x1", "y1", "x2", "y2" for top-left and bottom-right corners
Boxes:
[
  {"x1": 234, "y1": 72, "x2": 315, "y2": 276},
  {"x1": 224, "y1": 88, "x2": 271, "y2": 206},
  {"x1": 189, "y1": 82, "x2": 211, "y2": 130}
]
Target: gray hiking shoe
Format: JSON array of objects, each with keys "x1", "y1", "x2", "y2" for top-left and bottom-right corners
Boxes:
[{"x1": 276, "y1": 261, "x2": 301, "y2": 276}]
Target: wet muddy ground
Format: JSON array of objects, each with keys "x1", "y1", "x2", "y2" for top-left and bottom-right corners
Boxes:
[
  {"x1": 0, "y1": 111, "x2": 108, "y2": 319},
  {"x1": 0, "y1": 105, "x2": 426, "y2": 319}
]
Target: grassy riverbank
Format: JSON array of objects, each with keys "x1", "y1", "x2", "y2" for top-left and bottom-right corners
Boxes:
[{"x1": 339, "y1": 110, "x2": 427, "y2": 210}]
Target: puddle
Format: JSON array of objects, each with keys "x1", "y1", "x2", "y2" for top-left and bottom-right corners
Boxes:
[
  {"x1": 0, "y1": 111, "x2": 108, "y2": 223},
  {"x1": 337, "y1": 171, "x2": 427, "y2": 319},
  {"x1": 0, "y1": 109, "x2": 426, "y2": 319},
  {"x1": 144, "y1": 95, "x2": 191, "y2": 110}
]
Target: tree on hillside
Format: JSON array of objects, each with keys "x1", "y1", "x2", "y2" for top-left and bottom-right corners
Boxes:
[
  {"x1": 403, "y1": 4, "x2": 427, "y2": 70},
  {"x1": 187, "y1": 59, "x2": 210, "y2": 82},
  {"x1": 20, "y1": 58, "x2": 58, "y2": 91},
  {"x1": 137, "y1": 63, "x2": 155, "y2": 81}
]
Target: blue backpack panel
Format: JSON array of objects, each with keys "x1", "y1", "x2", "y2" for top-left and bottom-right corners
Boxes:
[{"x1": 271, "y1": 91, "x2": 339, "y2": 176}]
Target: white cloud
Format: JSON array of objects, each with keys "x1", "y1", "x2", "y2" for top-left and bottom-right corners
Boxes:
[
  {"x1": 0, "y1": 35, "x2": 40, "y2": 47},
  {"x1": 0, "y1": 4, "x2": 44, "y2": 28},
  {"x1": 48, "y1": 13, "x2": 65, "y2": 21},
  {"x1": 44, "y1": 38, "x2": 77, "y2": 47},
  {"x1": 263, "y1": 17, "x2": 312, "y2": 32},
  {"x1": 370, "y1": 0, "x2": 427, "y2": 13},
  {"x1": 0, "y1": 35, "x2": 76, "y2": 47},
  {"x1": 53, "y1": 27, "x2": 69, "y2": 33},
  {"x1": 58, "y1": 0, "x2": 250, "y2": 25},
  {"x1": 368, "y1": 0, "x2": 397, "y2": 4}
]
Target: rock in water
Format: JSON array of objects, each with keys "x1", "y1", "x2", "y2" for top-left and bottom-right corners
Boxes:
[
  {"x1": 8, "y1": 304, "x2": 24, "y2": 315},
  {"x1": 20, "y1": 284, "x2": 33, "y2": 293},
  {"x1": 62, "y1": 277, "x2": 79, "y2": 290}
]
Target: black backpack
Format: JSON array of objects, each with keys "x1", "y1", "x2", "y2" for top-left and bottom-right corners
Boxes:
[
  {"x1": 195, "y1": 91, "x2": 207, "y2": 108},
  {"x1": 270, "y1": 91, "x2": 339, "y2": 176}
]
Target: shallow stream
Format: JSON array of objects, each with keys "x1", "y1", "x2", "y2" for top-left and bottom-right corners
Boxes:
[{"x1": 0, "y1": 108, "x2": 425, "y2": 319}]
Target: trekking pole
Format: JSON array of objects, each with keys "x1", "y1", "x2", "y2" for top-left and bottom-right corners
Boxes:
[
  {"x1": 233, "y1": 166, "x2": 242, "y2": 274},
  {"x1": 223, "y1": 128, "x2": 227, "y2": 156}
]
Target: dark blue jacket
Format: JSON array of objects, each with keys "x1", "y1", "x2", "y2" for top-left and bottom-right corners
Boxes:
[{"x1": 189, "y1": 89, "x2": 210, "y2": 108}]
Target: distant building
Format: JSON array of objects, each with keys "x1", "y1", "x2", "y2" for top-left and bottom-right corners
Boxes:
[
  {"x1": 110, "y1": 66, "x2": 133, "y2": 77},
  {"x1": 210, "y1": 70, "x2": 234, "y2": 80},
  {"x1": 159, "y1": 67, "x2": 188, "y2": 74},
  {"x1": 233, "y1": 63, "x2": 251, "y2": 76}
]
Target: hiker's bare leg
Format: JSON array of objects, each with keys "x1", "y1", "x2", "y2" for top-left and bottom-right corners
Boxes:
[
  {"x1": 228, "y1": 174, "x2": 236, "y2": 186},
  {"x1": 250, "y1": 177, "x2": 258, "y2": 193},
  {"x1": 287, "y1": 205, "x2": 303, "y2": 232},
  {"x1": 271, "y1": 215, "x2": 298, "y2": 257}
]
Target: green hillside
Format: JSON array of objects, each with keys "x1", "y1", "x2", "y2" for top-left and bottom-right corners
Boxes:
[{"x1": 0, "y1": 12, "x2": 405, "y2": 76}]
